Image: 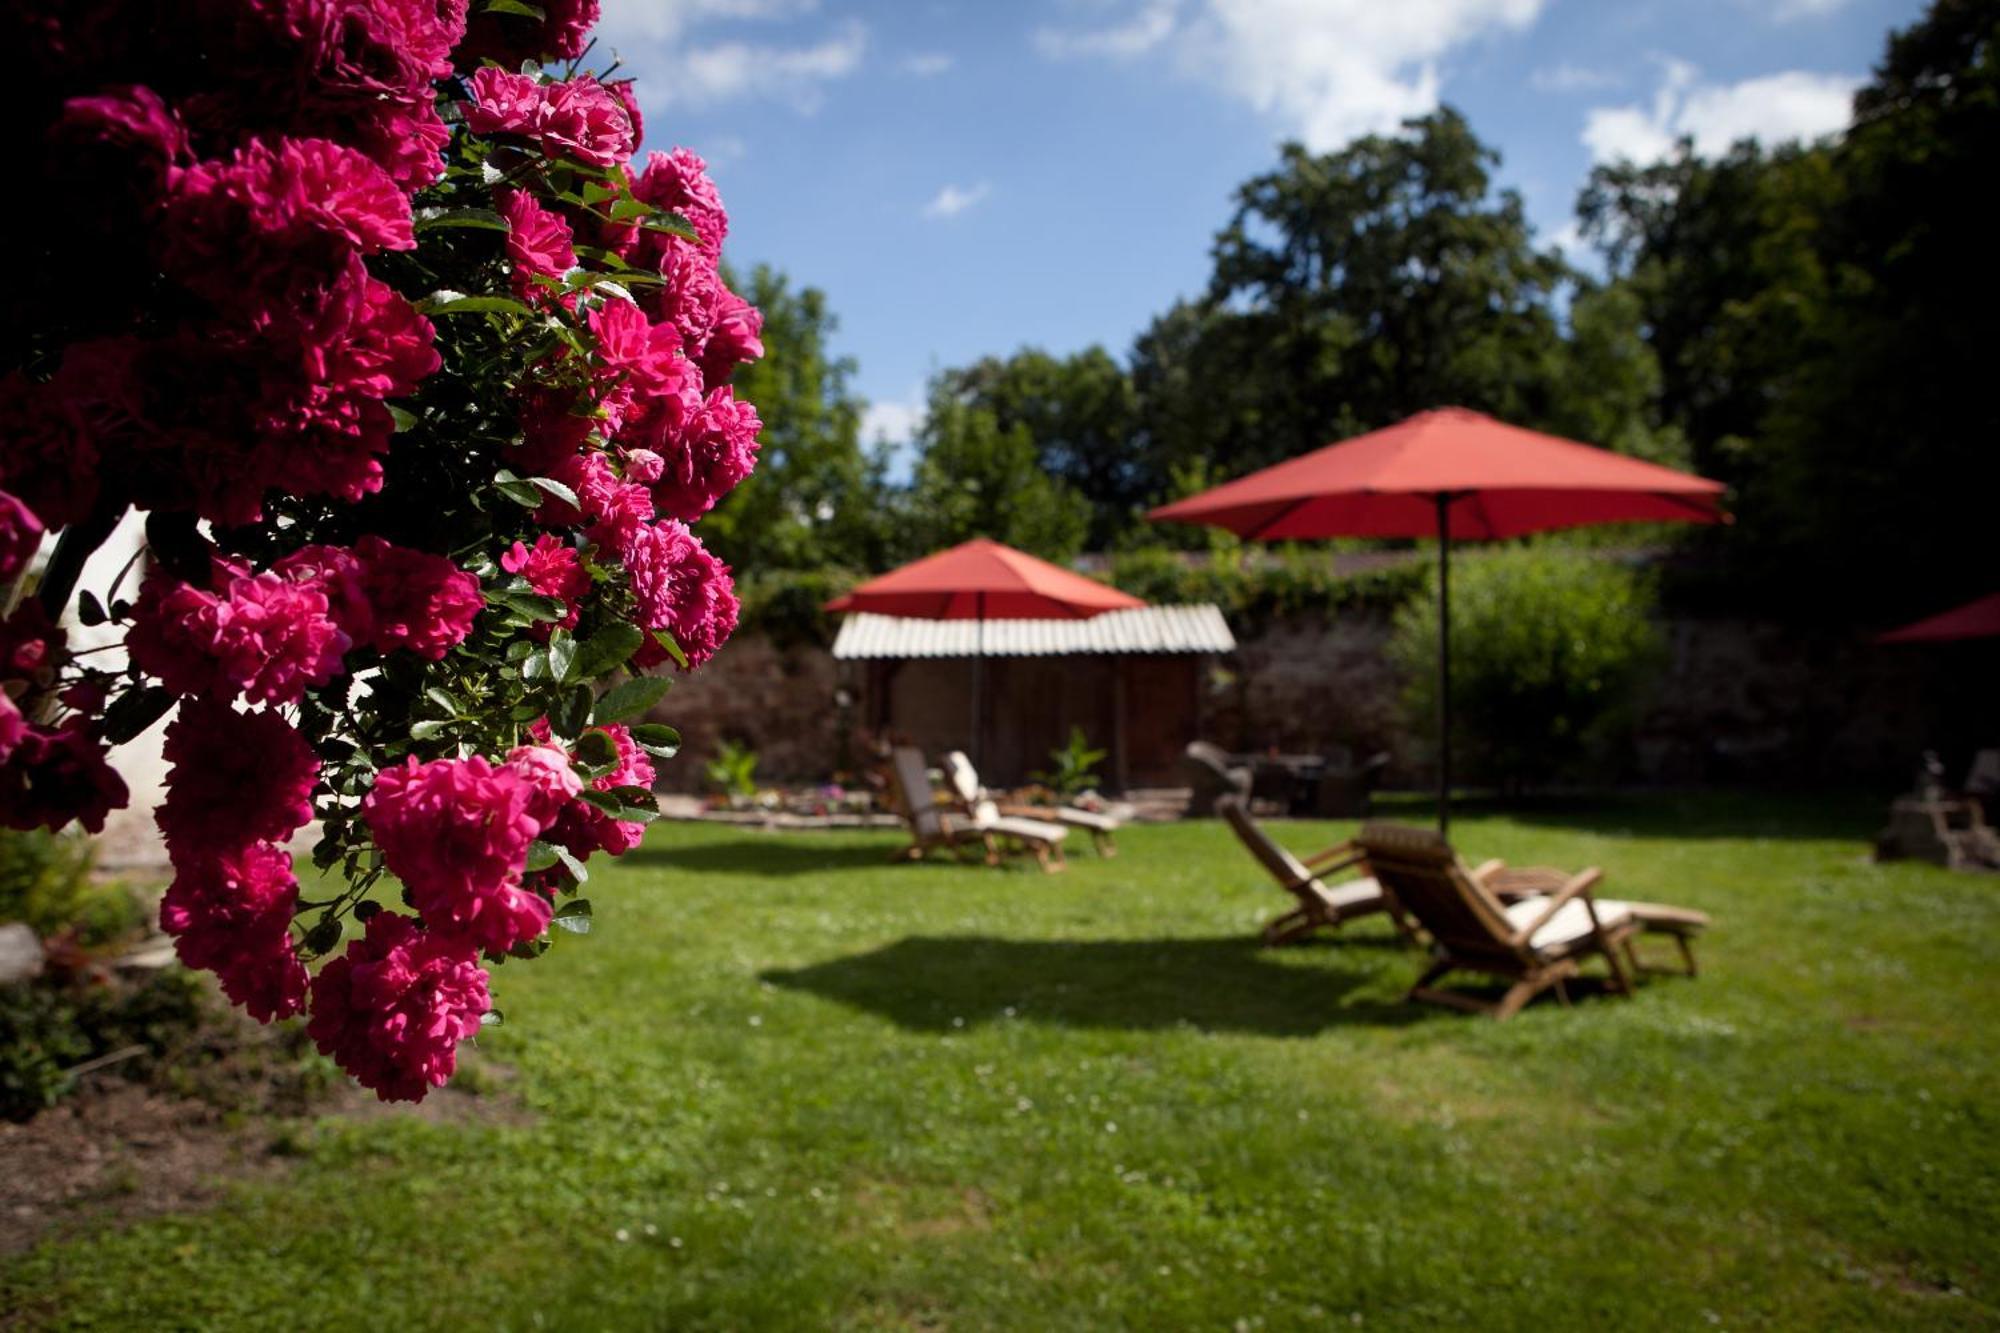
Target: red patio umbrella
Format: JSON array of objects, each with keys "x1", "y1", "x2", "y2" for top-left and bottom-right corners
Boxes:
[
  {"x1": 1876, "y1": 593, "x2": 2000, "y2": 644},
  {"x1": 1148, "y1": 407, "x2": 1728, "y2": 831},
  {"x1": 825, "y1": 538, "x2": 1145, "y2": 764}
]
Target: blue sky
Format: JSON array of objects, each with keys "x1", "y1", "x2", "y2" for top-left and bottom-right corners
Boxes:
[{"x1": 595, "y1": 0, "x2": 1926, "y2": 453}]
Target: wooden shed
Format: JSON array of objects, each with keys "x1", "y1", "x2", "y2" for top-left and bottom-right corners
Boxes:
[{"x1": 832, "y1": 605, "x2": 1235, "y2": 790}]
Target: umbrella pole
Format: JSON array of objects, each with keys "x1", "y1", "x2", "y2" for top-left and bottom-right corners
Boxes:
[
  {"x1": 972, "y1": 593, "x2": 985, "y2": 770},
  {"x1": 1435, "y1": 494, "x2": 1452, "y2": 837}
]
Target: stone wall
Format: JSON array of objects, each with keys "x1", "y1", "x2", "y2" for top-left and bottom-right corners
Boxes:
[
  {"x1": 645, "y1": 631, "x2": 848, "y2": 793},
  {"x1": 663, "y1": 612, "x2": 1970, "y2": 793}
]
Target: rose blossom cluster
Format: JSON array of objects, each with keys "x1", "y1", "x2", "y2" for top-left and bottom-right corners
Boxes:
[{"x1": 5, "y1": 0, "x2": 763, "y2": 1105}]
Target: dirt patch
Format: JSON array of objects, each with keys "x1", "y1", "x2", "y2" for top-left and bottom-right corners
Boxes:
[{"x1": 0, "y1": 1059, "x2": 525, "y2": 1259}]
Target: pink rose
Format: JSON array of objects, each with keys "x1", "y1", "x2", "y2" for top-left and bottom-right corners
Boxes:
[
  {"x1": 160, "y1": 840, "x2": 308, "y2": 1023},
  {"x1": 498, "y1": 188, "x2": 577, "y2": 302},
  {"x1": 698, "y1": 286, "x2": 766, "y2": 385},
  {"x1": 307, "y1": 911, "x2": 490, "y2": 1103},
  {"x1": 632, "y1": 147, "x2": 729, "y2": 256},
  {"x1": 355, "y1": 537, "x2": 482, "y2": 661},
  {"x1": 500, "y1": 535, "x2": 591, "y2": 630},
  {"x1": 127, "y1": 563, "x2": 351, "y2": 706},
  {"x1": 620, "y1": 519, "x2": 739, "y2": 671},
  {"x1": 157, "y1": 698, "x2": 319, "y2": 858},
  {"x1": 164, "y1": 138, "x2": 415, "y2": 312},
  {"x1": 363, "y1": 755, "x2": 553, "y2": 953},
  {"x1": 506, "y1": 742, "x2": 584, "y2": 825},
  {"x1": 537, "y1": 721, "x2": 656, "y2": 858},
  {"x1": 0, "y1": 716, "x2": 131, "y2": 837},
  {"x1": 0, "y1": 490, "x2": 43, "y2": 583},
  {"x1": 649, "y1": 385, "x2": 761, "y2": 523},
  {"x1": 458, "y1": 0, "x2": 599, "y2": 66}
]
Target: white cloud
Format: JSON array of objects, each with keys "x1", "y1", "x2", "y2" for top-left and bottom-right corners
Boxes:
[
  {"x1": 1582, "y1": 59, "x2": 1861, "y2": 164},
  {"x1": 1033, "y1": 0, "x2": 1544, "y2": 149},
  {"x1": 862, "y1": 392, "x2": 927, "y2": 449},
  {"x1": 1530, "y1": 62, "x2": 1621, "y2": 93},
  {"x1": 1033, "y1": 1, "x2": 1178, "y2": 59},
  {"x1": 1769, "y1": 0, "x2": 1853, "y2": 21},
  {"x1": 921, "y1": 182, "x2": 991, "y2": 220},
  {"x1": 902, "y1": 51, "x2": 956, "y2": 77},
  {"x1": 594, "y1": 3, "x2": 864, "y2": 115}
]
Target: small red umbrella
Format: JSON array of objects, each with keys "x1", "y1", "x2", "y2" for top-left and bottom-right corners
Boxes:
[
  {"x1": 1876, "y1": 593, "x2": 2000, "y2": 644},
  {"x1": 1149, "y1": 407, "x2": 1728, "y2": 831},
  {"x1": 826, "y1": 538, "x2": 1145, "y2": 764}
]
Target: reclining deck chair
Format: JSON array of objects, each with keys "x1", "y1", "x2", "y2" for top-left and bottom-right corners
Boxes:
[
  {"x1": 1355, "y1": 822, "x2": 1660, "y2": 1020},
  {"x1": 887, "y1": 747, "x2": 1069, "y2": 873},
  {"x1": 943, "y1": 751, "x2": 1122, "y2": 857},
  {"x1": 1217, "y1": 796, "x2": 1397, "y2": 944}
]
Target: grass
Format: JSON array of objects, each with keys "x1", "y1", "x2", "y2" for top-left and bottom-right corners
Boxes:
[{"x1": 5, "y1": 792, "x2": 1998, "y2": 1329}]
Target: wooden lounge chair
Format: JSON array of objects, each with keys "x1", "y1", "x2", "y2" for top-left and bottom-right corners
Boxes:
[
  {"x1": 942, "y1": 751, "x2": 1122, "y2": 857},
  {"x1": 1217, "y1": 796, "x2": 1399, "y2": 945},
  {"x1": 1355, "y1": 821, "x2": 1671, "y2": 1020},
  {"x1": 886, "y1": 746, "x2": 1069, "y2": 873},
  {"x1": 1182, "y1": 741, "x2": 1252, "y2": 816}
]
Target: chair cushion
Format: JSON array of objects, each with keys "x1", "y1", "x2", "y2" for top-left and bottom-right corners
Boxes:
[
  {"x1": 982, "y1": 815, "x2": 1069, "y2": 845},
  {"x1": 1055, "y1": 807, "x2": 1120, "y2": 833},
  {"x1": 1309, "y1": 875, "x2": 1383, "y2": 913},
  {"x1": 1502, "y1": 895, "x2": 1634, "y2": 957}
]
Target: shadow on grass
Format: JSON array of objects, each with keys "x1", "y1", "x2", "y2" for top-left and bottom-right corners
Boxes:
[
  {"x1": 1367, "y1": 788, "x2": 1882, "y2": 843},
  {"x1": 763, "y1": 934, "x2": 1437, "y2": 1036},
  {"x1": 622, "y1": 836, "x2": 908, "y2": 878}
]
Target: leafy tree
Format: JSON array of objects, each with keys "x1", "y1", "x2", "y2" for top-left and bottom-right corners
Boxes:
[
  {"x1": 902, "y1": 392, "x2": 1091, "y2": 561},
  {"x1": 1189, "y1": 109, "x2": 1572, "y2": 471},
  {"x1": 699, "y1": 266, "x2": 891, "y2": 573},
  {"x1": 1577, "y1": 0, "x2": 1998, "y2": 616},
  {"x1": 1390, "y1": 546, "x2": 1662, "y2": 788},
  {"x1": 933, "y1": 346, "x2": 1141, "y2": 547}
]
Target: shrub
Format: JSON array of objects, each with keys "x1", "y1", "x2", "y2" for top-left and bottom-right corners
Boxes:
[
  {"x1": 0, "y1": 828, "x2": 143, "y2": 948},
  {"x1": 705, "y1": 740, "x2": 760, "y2": 800},
  {"x1": 1032, "y1": 727, "x2": 1107, "y2": 799},
  {"x1": 1390, "y1": 545, "x2": 1662, "y2": 788}
]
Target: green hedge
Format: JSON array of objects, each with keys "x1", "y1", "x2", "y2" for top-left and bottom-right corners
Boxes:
[{"x1": 1107, "y1": 545, "x2": 1429, "y2": 629}]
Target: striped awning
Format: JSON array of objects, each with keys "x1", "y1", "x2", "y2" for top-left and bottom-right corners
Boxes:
[{"x1": 831, "y1": 604, "x2": 1235, "y2": 660}]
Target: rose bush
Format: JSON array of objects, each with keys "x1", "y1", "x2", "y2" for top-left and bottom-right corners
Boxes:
[{"x1": 2, "y1": 0, "x2": 763, "y2": 1101}]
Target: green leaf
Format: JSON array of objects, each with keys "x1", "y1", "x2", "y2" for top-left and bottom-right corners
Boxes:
[
  {"x1": 101, "y1": 686, "x2": 176, "y2": 745},
  {"x1": 524, "y1": 840, "x2": 561, "y2": 873},
  {"x1": 551, "y1": 683, "x2": 594, "y2": 738},
  {"x1": 640, "y1": 212, "x2": 700, "y2": 242},
  {"x1": 495, "y1": 591, "x2": 567, "y2": 622},
  {"x1": 410, "y1": 718, "x2": 455, "y2": 741},
  {"x1": 421, "y1": 294, "x2": 535, "y2": 317},
  {"x1": 651, "y1": 629, "x2": 690, "y2": 670},
  {"x1": 388, "y1": 404, "x2": 419, "y2": 433},
  {"x1": 413, "y1": 206, "x2": 510, "y2": 232},
  {"x1": 144, "y1": 510, "x2": 211, "y2": 585},
  {"x1": 549, "y1": 842, "x2": 588, "y2": 883},
  {"x1": 76, "y1": 591, "x2": 107, "y2": 626},
  {"x1": 572, "y1": 623, "x2": 644, "y2": 681},
  {"x1": 303, "y1": 917, "x2": 344, "y2": 955},
  {"x1": 630, "y1": 723, "x2": 682, "y2": 759},
  {"x1": 480, "y1": 1009, "x2": 505, "y2": 1028},
  {"x1": 573, "y1": 727, "x2": 620, "y2": 771},
  {"x1": 592, "y1": 674, "x2": 672, "y2": 725},
  {"x1": 547, "y1": 631, "x2": 578, "y2": 683},
  {"x1": 521, "y1": 648, "x2": 551, "y2": 683},
  {"x1": 527, "y1": 476, "x2": 579, "y2": 509},
  {"x1": 423, "y1": 686, "x2": 461, "y2": 717},
  {"x1": 606, "y1": 197, "x2": 653, "y2": 222},
  {"x1": 493, "y1": 469, "x2": 545, "y2": 507},
  {"x1": 552, "y1": 898, "x2": 593, "y2": 934},
  {"x1": 482, "y1": 0, "x2": 545, "y2": 17}
]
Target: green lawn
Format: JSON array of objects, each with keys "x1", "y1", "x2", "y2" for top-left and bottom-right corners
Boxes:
[{"x1": 6, "y1": 794, "x2": 1998, "y2": 1330}]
